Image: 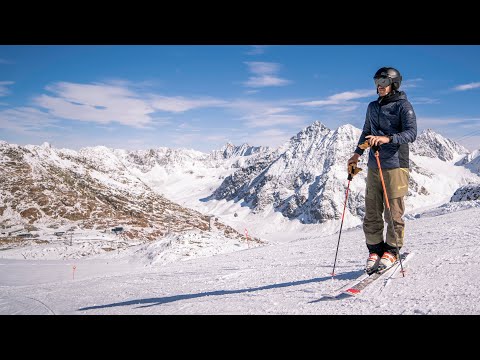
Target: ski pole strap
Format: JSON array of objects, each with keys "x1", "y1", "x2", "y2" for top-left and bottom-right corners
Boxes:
[
  {"x1": 358, "y1": 140, "x2": 379, "y2": 153},
  {"x1": 358, "y1": 141, "x2": 370, "y2": 150}
]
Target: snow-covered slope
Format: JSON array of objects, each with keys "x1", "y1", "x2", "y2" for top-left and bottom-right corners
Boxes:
[{"x1": 1, "y1": 204, "x2": 479, "y2": 314}]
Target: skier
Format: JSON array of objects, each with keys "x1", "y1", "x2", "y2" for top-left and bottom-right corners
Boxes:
[{"x1": 347, "y1": 67, "x2": 417, "y2": 274}]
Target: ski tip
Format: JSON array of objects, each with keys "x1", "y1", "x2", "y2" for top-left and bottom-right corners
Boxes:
[{"x1": 345, "y1": 288, "x2": 360, "y2": 295}]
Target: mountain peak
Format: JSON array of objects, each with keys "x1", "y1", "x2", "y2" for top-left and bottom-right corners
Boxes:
[
  {"x1": 335, "y1": 123, "x2": 359, "y2": 135},
  {"x1": 411, "y1": 129, "x2": 469, "y2": 161},
  {"x1": 294, "y1": 121, "x2": 330, "y2": 138},
  {"x1": 310, "y1": 120, "x2": 329, "y2": 131},
  {"x1": 0, "y1": 140, "x2": 10, "y2": 149},
  {"x1": 212, "y1": 142, "x2": 267, "y2": 159},
  {"x1": 221, "y1": 142, "x2": 249, "y2": 151}
]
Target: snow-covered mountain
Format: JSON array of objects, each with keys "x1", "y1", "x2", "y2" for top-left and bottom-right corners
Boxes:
[
  {"x1": 116, "y1": 147, "x2": 207, "y2": 173},
  {"x1": 455, "y1": 149, "x2": 480, "y2": 175},
  {"x1": 210, "y1": 142, "x2": 270, "y2": 160},
  {"x1": 1, "y1": 122, "x2": 479, "y2": 254},
  {"x1": 207, "y1": 122, "x2": 480, "y2": 224},
  {"x1": 208, "y1": 122, "x2": 365, "y2": 223},
  {"x1": 0, "y1": 141, "x2": 257, "y2": 256},
  {"x1": 410, "y1": 128, "x2": 469, "y2": 161}
]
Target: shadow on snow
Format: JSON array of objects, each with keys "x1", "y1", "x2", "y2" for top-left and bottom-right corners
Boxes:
[{"x1": 78, "y1": 269, "x2": 363, "y2": 312}]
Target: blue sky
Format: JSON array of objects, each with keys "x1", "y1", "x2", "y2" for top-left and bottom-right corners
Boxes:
[{"x1": 1, "y1": 45, "x2": 479, "y2": 152}]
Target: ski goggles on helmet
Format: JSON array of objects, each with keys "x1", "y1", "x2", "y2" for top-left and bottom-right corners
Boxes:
[{"x1": 374, "y1": 76, "x2": 393, "y2": 88}]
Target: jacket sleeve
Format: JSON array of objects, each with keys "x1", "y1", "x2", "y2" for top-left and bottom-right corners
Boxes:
[
  {"x1": 392, "y1": 100, "x2": 417, "y2": 144},
  {"x1": 354, "y1": 104, "x2": 371, "y2": 156}
]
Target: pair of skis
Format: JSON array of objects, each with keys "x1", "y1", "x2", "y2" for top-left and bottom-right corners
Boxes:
[{"x1": 313, "y1": 252, "x2": 412, "y2": 302}]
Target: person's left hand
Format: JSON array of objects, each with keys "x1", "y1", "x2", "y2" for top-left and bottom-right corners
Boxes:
[{"x1": 365, "y1": 135, "x2": 390, "y2": 147}]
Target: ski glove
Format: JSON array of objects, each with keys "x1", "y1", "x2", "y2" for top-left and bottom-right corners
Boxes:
[{"x1": 347, "y1": 163, "x2": 362, "y2": 181}]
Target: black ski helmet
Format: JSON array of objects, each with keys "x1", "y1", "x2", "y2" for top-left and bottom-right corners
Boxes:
[{"x1": 374, "y1": 67, "x2": 402, "y2": 90}]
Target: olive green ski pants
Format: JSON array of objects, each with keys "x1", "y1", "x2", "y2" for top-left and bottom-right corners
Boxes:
[{"x1": 363, "y1": 167, "x2": 409, "y2": 249}]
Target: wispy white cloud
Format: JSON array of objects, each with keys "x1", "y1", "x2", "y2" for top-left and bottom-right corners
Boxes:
[
  {"x1": 417, "y1": 116, "x2": 480, "y2": 128},
  {"x1": 28, "y1": 82, "x2": 225, "y2": 129},
  {"x1": 177, "y1": 122, "x2": 194, "y2": 129},
  {"x1": 458, "y1": 136, "x2": 480, "y2": 151},
  {"x1": 327, "y1": 104, "x2": 360, "y2": 112},
  {"x1": 0, "y1": 59, "x2": 13, "y2": 64},
  {"x1": 225, "y1": 99, "x2": 306, "y2": 128},
  {"x1": 1, "y1": 79, "x2": 311, "y2": 150},
  {"x1": 151, "y1": 95, "x2": 226, "y2": 113},
  {"x1": 102, "y1": 78, "x2": 161, "y2": 90},
  {"x1": 2, "y1": 80, "x2": 308, "y2": 137},
  {"x1": 0, "y1": 81, "x2": 14, "y2": 96},
  {"x1": 243, "y1": 61, "x2": 291, "y2": 88},
  {"x1": 401, "y1": 78, "x2": 423, "y2": 89},
  {"x1": 453, "y1": 82, "x2": 480, "y2": 91},
  {"x1": 244, "y1": 75, "x2": 290, "y2": 88},
  {"x1": 245, "y1": 46, "x2": 267, "y2": 55},
  {"x1": 244, "y1": 113, "x2": 306, "y2": 128},
  {"x1": 298, "y1": 89, "x2": 375, "y2": 108},
  {"x1": 34, "y1": 82, "x2": 155, "y2": 128},
  {"x1": 241, "y1": 106, "x2": 306, "y2": 128},
  {"x1": 246, "y1": 62, "x2": 280, "y2": 75},
  {"x1": 205, "y1": 134, "x2": 231, "y2": 142},
  {"x1": 176, "y1": 122, "x2": 201, "y2": 132},
  {"x1": 410, "y1": 97, "x2": 440, "y2": 105},
  {"x1": 169, "y1": 133, "x2": 199, "y2": 146},
  {"x1": 0, "y1": 107, "x2": 61, "y2": 135}
]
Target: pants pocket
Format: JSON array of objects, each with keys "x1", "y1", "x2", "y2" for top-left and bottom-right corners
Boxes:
[{"x1": 386, "y1": 168, "x2": 409, "y2": 199}]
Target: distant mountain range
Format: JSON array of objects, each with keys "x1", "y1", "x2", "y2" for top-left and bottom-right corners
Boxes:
[
  {"x1": 206, "y1": 122, "x2": 479, "y2": 223},
  {"x1": 1, "y1": 122, "x2": 479, "y2": 241}
]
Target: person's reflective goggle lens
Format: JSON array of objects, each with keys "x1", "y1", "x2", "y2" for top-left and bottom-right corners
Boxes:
[{"x1": 374, "y1": 77, "x2": 392, "y2": 87}]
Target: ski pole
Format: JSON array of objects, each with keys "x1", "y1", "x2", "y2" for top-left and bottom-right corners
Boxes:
[
  {"x1": 331, "y1": 163, "x2": 361, "y2": 277},
  {"x1": 331, "y1": 177, "x2": 351, "y2": 277},
  {"x1": 373, "y1": 148, "x2": 405, "y2": 277}
]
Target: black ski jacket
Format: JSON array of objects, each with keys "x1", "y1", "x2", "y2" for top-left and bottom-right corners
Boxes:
[{"x1": 355, "y1": 90, "x2": 417, "y2": 169}]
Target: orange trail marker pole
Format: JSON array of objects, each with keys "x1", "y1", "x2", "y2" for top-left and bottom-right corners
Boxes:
[{"x1": 244, "y1": 228, "x2": 250, "y2": 248}]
